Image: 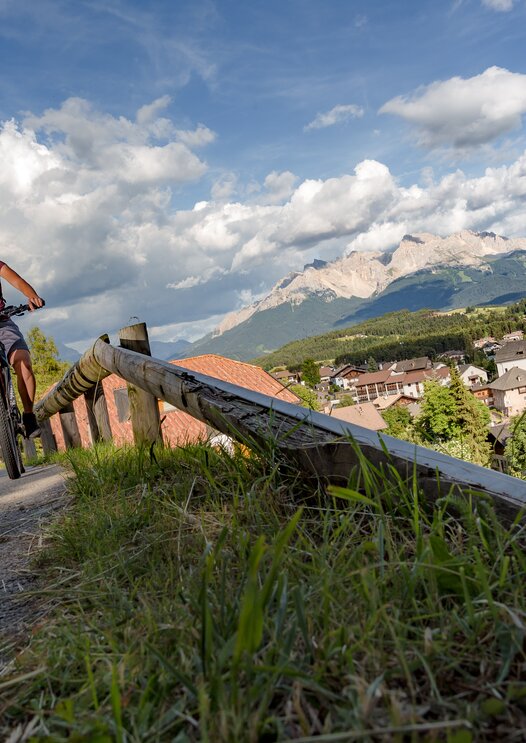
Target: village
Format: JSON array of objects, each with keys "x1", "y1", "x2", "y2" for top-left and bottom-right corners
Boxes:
[{"x1": 271, "y1": 328, "x2": 526, "y2": 473}]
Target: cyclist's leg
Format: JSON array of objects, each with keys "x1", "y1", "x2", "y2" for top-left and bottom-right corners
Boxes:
[{"x1": 10, "y1": 349, "x2": 36, "y2": 413}]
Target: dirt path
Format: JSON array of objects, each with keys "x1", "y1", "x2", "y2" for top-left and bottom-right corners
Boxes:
[{"x1": 0, "y1": 465, "x2": 69, "y2": 670}]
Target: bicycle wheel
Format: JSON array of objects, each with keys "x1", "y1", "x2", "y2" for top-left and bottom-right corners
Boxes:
[{"x1": 0, "y1": 391, "x2": 22, "y2": 479}]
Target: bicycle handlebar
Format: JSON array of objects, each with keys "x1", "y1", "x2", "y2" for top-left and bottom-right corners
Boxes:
[{"x1": 2, "y1": 300, "x2": 46, "y2": 318}]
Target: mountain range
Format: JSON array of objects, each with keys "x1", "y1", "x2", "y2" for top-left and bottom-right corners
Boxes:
[{"x1": 187, "y1": 230, "x2": 526, "y2": 361}]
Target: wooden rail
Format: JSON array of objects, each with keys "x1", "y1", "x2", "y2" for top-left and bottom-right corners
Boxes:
[{"x1": 35, "y1": 330, "x2": 526, "y2": 521}]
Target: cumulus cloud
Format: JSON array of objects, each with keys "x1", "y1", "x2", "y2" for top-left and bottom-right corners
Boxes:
[
  {"x1": 380, "y1": 66, "x2": 526, "y2": 150},
  {"x1": 304, "y1": 104, "x2": 364, "y2": 131},
  {"x1": 482, "y1": 0, "x2": 514, "y2": 9},
  {"x1": 4, "y1": 96, "x2": 526, "y2": 346}
]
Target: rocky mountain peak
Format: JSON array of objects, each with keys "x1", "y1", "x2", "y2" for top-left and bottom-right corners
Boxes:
[{"x1": 214, "y1": 230, "x2": 526, "y2": 336}]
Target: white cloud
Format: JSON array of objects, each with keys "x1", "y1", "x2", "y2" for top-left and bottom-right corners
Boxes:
[
  {"x1": 380, "y1": 66, "x2": 526, "y2": 150},
  {"x1": 261, "y1": 170, "x2": 298, "y2": 204},
  {"x1": 304, "y1": 104, "x2": 364, "y2": 131},
  {"x1": 5, "y1": 97, "x2": 526, "y2": 346},
  {"x1": 482, "y1": 0, "x2": 514, "y2": 10},
  {"x1": 175, "y1": 124, "x2": 216, "y2": 148}
]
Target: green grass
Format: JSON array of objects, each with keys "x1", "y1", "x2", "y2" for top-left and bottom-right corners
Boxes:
[{"x1": 1, "y1": 441, "x2": 526, "y2": 741}]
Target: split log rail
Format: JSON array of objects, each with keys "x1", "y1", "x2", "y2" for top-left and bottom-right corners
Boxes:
[{"x1": 34, "y1": 323, "x2": 526, "y2": 522}]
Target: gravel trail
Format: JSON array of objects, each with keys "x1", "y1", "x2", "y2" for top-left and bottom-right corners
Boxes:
[{"x1": 0, "y1": 465, "x2": 69, "y2": 670}]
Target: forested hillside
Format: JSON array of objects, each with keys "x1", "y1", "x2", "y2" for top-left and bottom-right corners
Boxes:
[{"x1": 255, "y1": 300, "x2": 526, "y2": 370}]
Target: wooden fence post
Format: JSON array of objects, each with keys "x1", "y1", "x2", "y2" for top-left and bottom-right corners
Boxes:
[
  {"x1": 118, "y1": 322, "x2": 162, "y2": 447},
  {"x1": 84, "y1": 384, "x2": 113, "y2": 443},
  {"x1": 22, "y1": 437, "x2": 37, "y2": 461},
  {"x1": 59, "y1": 403, "x2": 82, "y2": 449},
  {"x1": 39, "y1": 418, "x2": 57, "y2": 455}
]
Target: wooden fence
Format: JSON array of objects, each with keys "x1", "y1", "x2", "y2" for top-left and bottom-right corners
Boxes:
[{"x1": 34, "y1": 323, "x2": 526, "y2": 521}]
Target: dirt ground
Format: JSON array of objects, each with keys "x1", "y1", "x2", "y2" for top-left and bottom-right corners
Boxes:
[{"x1": 0, "y1": 465, "x2": 69, "y2": 671}]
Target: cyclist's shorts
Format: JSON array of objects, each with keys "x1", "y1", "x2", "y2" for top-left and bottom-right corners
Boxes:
[{"x1": 0, "y1": 318, "x2": 29, "y2": 360}]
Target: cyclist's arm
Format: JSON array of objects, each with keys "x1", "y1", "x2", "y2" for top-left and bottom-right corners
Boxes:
[{"x1": 0, "y1": 264, "x2": 44, "y2": 310}]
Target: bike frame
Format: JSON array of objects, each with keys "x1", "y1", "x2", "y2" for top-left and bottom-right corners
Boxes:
[{"x1": 0, "y1": 341, "x2": 22, "y2": 432}]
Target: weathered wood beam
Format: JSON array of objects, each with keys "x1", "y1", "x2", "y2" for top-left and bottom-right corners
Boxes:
[
  {"x1": 39, "y1": 418, "x2": 57, "y2": 455},
  {"x1": 35, "y1": 335, "x2": 111, "y2": 421},
  {"x1": 59, "y1": 403, "x2": 82, "y2": 449},
  {"x1": 84, "y1": 384, "x2": 112, "y2": 443}
]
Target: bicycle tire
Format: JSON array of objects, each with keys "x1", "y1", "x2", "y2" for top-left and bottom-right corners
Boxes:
[{"x1": 0, "y1": 392, "x2": 22, "y2": 479}]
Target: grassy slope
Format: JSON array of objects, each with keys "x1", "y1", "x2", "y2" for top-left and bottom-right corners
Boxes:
[{"x1": 1, "y1": 443, "x2": 525, "y2": 741}]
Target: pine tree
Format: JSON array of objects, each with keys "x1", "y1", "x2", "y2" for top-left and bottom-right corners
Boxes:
[
  {"x1": 448, "y1": 367, "x2": 491, "y2": 466},
  {"x1": 301, "y1": 358, "x2": 321, "y2": 388}
]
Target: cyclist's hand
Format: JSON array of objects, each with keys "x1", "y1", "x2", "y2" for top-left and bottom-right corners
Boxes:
[{"x1": 26, "y1": 294, "x2": 45, "y2": 310}]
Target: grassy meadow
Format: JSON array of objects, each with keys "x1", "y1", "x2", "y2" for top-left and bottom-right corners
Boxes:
[{"x1": 1, "y1": 441, "x2": 525, "y2": 741}]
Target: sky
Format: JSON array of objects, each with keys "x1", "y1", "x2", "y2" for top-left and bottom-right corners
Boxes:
[{"x1": 1, "y1": 0, "x2": 526, "y2": 349}]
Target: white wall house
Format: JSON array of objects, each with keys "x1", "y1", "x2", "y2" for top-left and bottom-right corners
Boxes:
[
  {"x1": 488, "y1": 367, "x2": 526, "y2": 417},
  {"x1": 495, "y1": 341, "x2": 526, "y2": 377},
  {"x1": 458, "y1": 364, "x2": 488, "y2": 388}
]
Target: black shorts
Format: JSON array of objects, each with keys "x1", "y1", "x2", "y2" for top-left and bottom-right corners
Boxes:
[{"x1": 0, "y1": 318, "x2": 29, "y2": 361}]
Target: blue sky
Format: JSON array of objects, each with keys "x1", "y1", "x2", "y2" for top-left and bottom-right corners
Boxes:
[{"x1": 1, "y1": 0, "x2": 526, "y2": 347}]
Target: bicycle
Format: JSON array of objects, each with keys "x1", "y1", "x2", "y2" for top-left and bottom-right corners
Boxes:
[{"x1": 0, "y1": 302, "x2": 44, "y2": 479}]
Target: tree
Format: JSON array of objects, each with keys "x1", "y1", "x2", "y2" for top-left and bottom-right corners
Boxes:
[
  {"x1": 448, "y1": 367, "x2": 491, "y2": 466},
  {"x1": 27, "y1": 326, "x2": 69, "y2": 396},
  {"x1": 336, "y1": 394, "x2": 355, "y2": 408},
  {"x1": 301, "y1": 358, "x2": 320, "y2": 388},
  {"x1": 290, "y1": 385, "x2": 320, "y2": 411},
  {"x1": 367, "y1": 356, "x2": 378, "y2": 372},
  {"x1": 505, "y1": 414, "x2": 526, "y2": 478},
  {"x1": 416, "y1": 381, "x2": 459, "y2": 441},
  {"x1": 383, "y1": 406, "x2": 413, "y2": 440}
]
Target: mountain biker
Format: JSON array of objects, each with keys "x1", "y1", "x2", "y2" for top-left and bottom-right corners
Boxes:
[{"x1": 0, "y1": 261, "x2": 45, "y2": 438}]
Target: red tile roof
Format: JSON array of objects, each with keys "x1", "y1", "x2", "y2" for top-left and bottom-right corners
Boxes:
[
  {"x1": 331, "y1": 402, "x2": 387, "y2": 431},
  {"x1": 171, "y1": 354, "x2": 300, "y2": 403},
  {"x1": 355, "y1": 370, "x2": 392, "y2": 386}
]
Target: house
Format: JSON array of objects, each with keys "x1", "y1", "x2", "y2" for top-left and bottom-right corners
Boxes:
[
  {"x1": 330, "y1": 364, "x2": 365, "y2": 390},
  {"x1": 488, "y1": 367, "x2": 526, "y2": 417},
  {"x1": 481, "y1": 341, "x2": 502, "y2": 357},
  {"x1": 390, "y1": 356, "x2": 432, "y2": 373},
  {"x1": 46, "y1": 354, "x2": 300, "y2": 451},
  {"x1": 488, "y1": 423, "x2": 512, "y2": 473},
  {"x1": 457, "y1": 364, "x2": 488, "y2": 388},
  {"x1": 495, "y1": 340, "x2": 526, "y2": 376},
  {"x1": 471, "y1": 384, "x2": 494, "y2": 407},
  {"x1": 502, "y1": 330, "x2": 524, "y2": 342},
  {"x1": 474, "y1": 336, "x2": 495, "y2": 349},
  {"x1": 318, "y1": 365, "x2": 334, "y2": 383},
  {"x1": 271, "y1": 369, "x2": 300, "y2": 384},
  {"x1": 330, "y1": 402, "x2": 387, "y2": 431},
  {"x1": 400, "y1": 367, "x2": 450, "y2": 398},
  {"x1": 439, "y1": 350, "x2": 466, "y2": 363},
  {"x1": 354, "y1": 366, "x2": 450, "y2": 404},
  {"x1": 373, "y1": 393, "x2": 421, "y2": 412},
  {"x1": 355, "y1": 370, "x2": 402, "y2": 403}
]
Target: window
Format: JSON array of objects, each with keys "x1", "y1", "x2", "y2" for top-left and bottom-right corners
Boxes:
[
  {"x1": 519, "y1": 387, "x2": 526, "y2": 394},
  {"x1": 113, "y1": 388, "x2": 130, "y2": 423}
]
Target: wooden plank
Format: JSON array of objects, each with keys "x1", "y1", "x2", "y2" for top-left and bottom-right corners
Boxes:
[
  {"x1": 84, "y1": 384, "x2": 112, "y2": 443},
  {"x1": 39, "y1": 418, "x2": 57, "y2": 455},
  {"x1": 118, "y1": 323, "x2": 162, "y2": 447},
  {"x1": 22, "y1": 437, "x2": 37, "y2": 461},
  {"x1": 59, "y1": 403, "x2": 82, "y2": 449}
]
